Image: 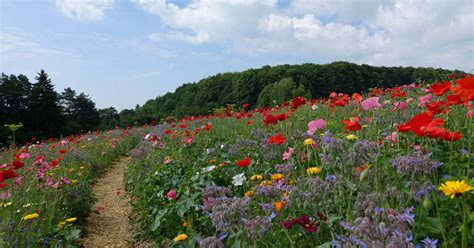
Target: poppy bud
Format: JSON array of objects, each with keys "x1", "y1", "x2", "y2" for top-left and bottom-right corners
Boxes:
[{"x1": 360, "y1": 169, "x2": 369, "y2": 182}]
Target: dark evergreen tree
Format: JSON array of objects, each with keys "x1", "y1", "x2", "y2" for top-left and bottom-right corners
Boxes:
[{"x1": 29, "y1": 70, "x2": 64, "y2": 139}]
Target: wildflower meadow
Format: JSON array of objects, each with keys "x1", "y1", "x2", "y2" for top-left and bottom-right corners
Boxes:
[{"x1": 1, "y1": 75, "x2": 473, "y2": 247}]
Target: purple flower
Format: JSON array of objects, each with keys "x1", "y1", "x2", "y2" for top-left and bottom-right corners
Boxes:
[{"x1": 420, "y1": 236, "x2": 438, "y2": 248}]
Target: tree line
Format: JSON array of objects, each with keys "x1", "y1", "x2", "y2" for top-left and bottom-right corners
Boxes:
[
  {"x1": 0, "y1": 70, "x2": 119, "y2": 146},
  {"x1": 119, "y1": 61, "x2": 462, "y2": 125},
  {"x1": 1, "y1": 62, "x2": 462, "y2": 145}
]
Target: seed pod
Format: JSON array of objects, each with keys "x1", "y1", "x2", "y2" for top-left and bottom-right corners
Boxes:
[{"x1": 360, "y1": 169, "x2": 369, "y2": 182}]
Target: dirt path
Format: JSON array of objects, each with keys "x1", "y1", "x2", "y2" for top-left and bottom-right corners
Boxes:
[{"x1": 81, "y1": 157, "x2": 134, "y2": 247}]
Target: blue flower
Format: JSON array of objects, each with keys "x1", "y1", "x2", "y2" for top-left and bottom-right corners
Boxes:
[{"x1": 419, "y1": 236, "x2": 438, "y2": 248}]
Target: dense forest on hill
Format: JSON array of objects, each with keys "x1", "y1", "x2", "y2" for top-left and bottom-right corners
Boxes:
[
  {"x1": 0, "y1": 62, "x2": 463, "y2": 145},
  {"x1": 120, "y1": 61, "x2": 462, "y2": 125}
]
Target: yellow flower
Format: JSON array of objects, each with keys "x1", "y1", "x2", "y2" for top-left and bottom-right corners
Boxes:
[
  {"x1": 250, "y1": 175, "x2": 263, "y2": 181},
  {"x1": 271, "y1": 173, "x2": 284, "y2": 181},
  {"x1": 346, "y1": 134, "x2": 358, "y2": 140},
  {"x1": 58, "y1": 221, "x2": 66, "y2": 228},
  {"x1": 23, "y1": 213, "x2": 39, "y2": 221},
  {"x1": 209, "y1": 159, "x2": 217, "y2": 163},
  {"x1": 260, "y1": 180, "x2": 272, "y2": 186},
  {"x1": 303, "y1": 138, "x2": 315, "y2": 146},
  {"x1": 273, "y1": 201, "x2": 284, "y2": 212},
  {"x1": 66, "y1": 217, "x2": 77, "y2": 223},
  {"x1": 22, "y1": 203, "x2": 31, "y2": 208},
  {"x1": 182, "y1": 221, "x2": 189, "y2": 227},
  {"x1": 1, "y1": 202, "x2": 12, "y2": 207},
  {"x1": 244, "y1": 190, "x2": 254, "y2": 197},
  {"x1": 306, "y1": 167, "x2": 321, "y2": 175},
  {"x1": 71, "y1": 179, "x2": 78, "y2": 184},
  {"x1": 174, "y1": 234, "x2": 188, "y2": 242},
  {"x1": 438, "y1": 180, "x2": 474, "y2": 199}
]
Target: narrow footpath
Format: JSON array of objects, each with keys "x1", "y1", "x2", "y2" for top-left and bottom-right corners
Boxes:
[{"x1": 81, "y1": 157, "x2": 135, "y2": 247}]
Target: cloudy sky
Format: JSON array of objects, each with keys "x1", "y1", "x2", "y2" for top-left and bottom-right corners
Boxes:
[{"x1": 1, "y1": 0, "x2": 473, "y2": 110}]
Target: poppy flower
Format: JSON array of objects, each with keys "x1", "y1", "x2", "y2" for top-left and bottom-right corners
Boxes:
[
  {"x1": 342, "y1": 119, "x2": 362, "y2": 131},
  {"x1": 268, "y1": 134, "x2": 286, "y2": 145},
  {"x1": 167, "y1": 189, "x2": 177, "y2": 200},
  {"x1": 281, "y1": 219, "x2": 296, "y2": 229},
  {"x1": 1, "y1": 170, "x2": 18, "y2": 179},
  {"x1": 361, "y1": 97, "x2": 382, "y2": 111},
  {"x1": 446, "y1": 94, "x2": 463, "y2": 106},
  {"x1": 59, "y1": 149, "x2": 67, "y2": 154},
  {"x1": 417, "y1": 94, "x2": 433, "y2": 107},
  {"x1": 243, "y1": 103, "x2": 250, "y2": 109},
  {"x1": 441, "y1": 131, "x2": 463, "y2": 142},
  {"x1": 291, "y1": 96, "x2": 306, "y2": 109},
  {"x1": 452, "y1": 75, "x2": 474, "y2": 102},
  {"x1": 263, "y1": 114, "x2": 278, "y2": 126},
  {"x1": 236, "y1": 157, "x2": 251, "y2": 167},
  {"x1": 429, "y1": 81, "x2": 451, "y2": 96},
  {"x1": 11, "y1": 160, "x2": 24, "y2": 170},
  {"x1": 275, "y1": 113, "x2": 287, "y2": 121},
  {"x1": 307, "y1": 119, "x2": 326, "y2": 135}
]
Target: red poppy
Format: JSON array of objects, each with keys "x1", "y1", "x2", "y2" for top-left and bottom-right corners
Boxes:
[
  {"x1": 390, "y1": 87, "x2": 407, "y2": 98},
  {"x1": 291, "y1": 96, "x2": 306, "y2": 109},
  {"x1": 236, "y1": 157, "x2": 251, "y2": 167},
  {"x1": 452, "y1": 75, "x2": 474, "y2": 102},
  {"x1": 342, "y1": 119, "x2": 362, "y2": 131},
  {"x1": 429, "y1": 81, "x2": 451, "y2": 96},
  {"x1": 1, "y1": 170, "x2": 18, "y2": 179},
  {"x1": 263, "y1": 114, "x2": 278, "y2": 126},
  {"x1": 59, "y1": 149, "x2": 67, "y2": 154},
  {"x1": 243, "y1": 103, "x2": 250, "y2": 109},
  {"x1": 441, "y1": 131, "x2": 463, "y2": 142},
  {"x1": 275, "y1": 113, "x2": 287, "y2": 121},
  {"x1": 178, "y1": 123, "x2": 187, "y2": 128},
  {"x1": 203, "y1": 125, "x2": 212, "y2": 131},
  {"x1": 351, "y1": 93, "x2": 363, "y2": 102},
  {"x1": 398, "y1": 112, "x2": 446, "y2": 138},
  {"x1": 165, "y1": 129, "x2": 172, "y2": 134},
  {"x1": 11, "y1": 160, "x2": 24, "y2": 170},
  {"x1": 446, "y1": 94, "x2": 463, "y2": 106},
  {"x1": 268, "y1": 134, "x2": 286, "y2": 145}
]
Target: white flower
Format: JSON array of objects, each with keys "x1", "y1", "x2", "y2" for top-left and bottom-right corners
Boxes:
[
  {"x1": 232, "y1": 173, "x2": 246, "y2": 186},
  {"x1": 144, "y1": 134, "x2": 151, "y2": 140},
  {"x1": 220, "y1": 144, "x2": 225, "y2": 149},
  {"x1": 311, "y1": 105, "x2": 319, "y2": 110},
  {"x1": 202, "y1": 165, "x2": 216, "y2": 173}
]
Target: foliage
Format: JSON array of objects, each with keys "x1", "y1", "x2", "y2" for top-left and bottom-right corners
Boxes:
[{"x1": 125, "y1": 74, "x2": 473, "y2": 247}]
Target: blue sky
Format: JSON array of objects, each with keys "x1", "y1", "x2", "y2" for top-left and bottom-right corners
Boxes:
[{"x1": 1, "y1": 0, "x2": 473, "y2": 110}]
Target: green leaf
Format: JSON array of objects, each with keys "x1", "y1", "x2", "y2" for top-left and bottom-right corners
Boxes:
[
  {"x1": 151, "y1": 209, "x2": 168, "y2": 231},
  {"x1": 423, "y1": 217, "x2": 443, "y2": 234}
]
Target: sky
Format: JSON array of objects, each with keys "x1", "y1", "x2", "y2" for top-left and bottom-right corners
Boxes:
[{"x1": 1, "y1": 0, "x2": 473, "y2": 110}]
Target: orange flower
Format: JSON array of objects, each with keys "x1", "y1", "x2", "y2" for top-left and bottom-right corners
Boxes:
[{"x1": 273, "y1": 201, "x2": 284, "y2": 212}]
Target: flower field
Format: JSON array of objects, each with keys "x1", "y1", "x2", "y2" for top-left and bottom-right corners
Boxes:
[
  {"x1": 0, "y1": 128, "x2": 140, "y2": 246},
  {"x1": 1, "y1": 75, "x2": 473, "y2": 247}
]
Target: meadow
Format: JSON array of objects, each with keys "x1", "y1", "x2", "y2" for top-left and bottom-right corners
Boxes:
[{"x1": 1, "y1": 75, "x2": 473, "y2": 247}]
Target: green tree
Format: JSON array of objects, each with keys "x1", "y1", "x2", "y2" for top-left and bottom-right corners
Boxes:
[{"x1": 29, "y1": 70, "x2": 64, "y2": 139}]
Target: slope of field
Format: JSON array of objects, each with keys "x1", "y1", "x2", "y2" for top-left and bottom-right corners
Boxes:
[{"x1": 125, "y1": 75, "x2": 473, "y2": 247}]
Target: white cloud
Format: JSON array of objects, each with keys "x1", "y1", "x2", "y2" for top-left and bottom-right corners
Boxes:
[
  {"x1": 133, "y1": 0, "x2": 474, "y2": 71},
  {"x1": 0, "y1": 32, "x2": 61, "y2": 59},
  {"x1": 56, "y1": 0, "x2": 114, "y2": 22}
]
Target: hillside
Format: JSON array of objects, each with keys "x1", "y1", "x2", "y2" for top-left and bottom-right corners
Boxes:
[{"x1": 122, "y1": 61, "x2": 462, "y2": 125}]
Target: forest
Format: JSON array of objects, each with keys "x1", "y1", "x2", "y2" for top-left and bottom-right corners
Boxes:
[{"x1": 0, "y1": 61, "x2": 462, "y2": 145}]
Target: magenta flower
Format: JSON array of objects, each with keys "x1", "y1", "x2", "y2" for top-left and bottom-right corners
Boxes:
[
  {"x1": 19, "y1": 153, "x2": 31, "y2": 160},
  {"x1": 361, "y1": 97, "x2": 382, "y2": 111},
  {"x1": 14, "y1": 176, "x2": 25, "y2": 186},
  {"x1": 417, "y1": 94, "x2": 433, "y2": 107},
  {"x1": 307, "y1": 119, "x2": 326, "y2": 135},
  {"x1": 167, "y1": 189, "x2": 177, "y2": 200}
]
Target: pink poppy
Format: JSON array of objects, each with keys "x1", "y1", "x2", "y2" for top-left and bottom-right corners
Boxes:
[
  {"x1": 417, "y1": 94, "x2": 432, "y2": 107},
  {"x1": 361, "y1": 97, "x2": 382, "y2": 111},
  {"x1": 307, "y1": 119, "x2": 326, "y2": 135}
]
